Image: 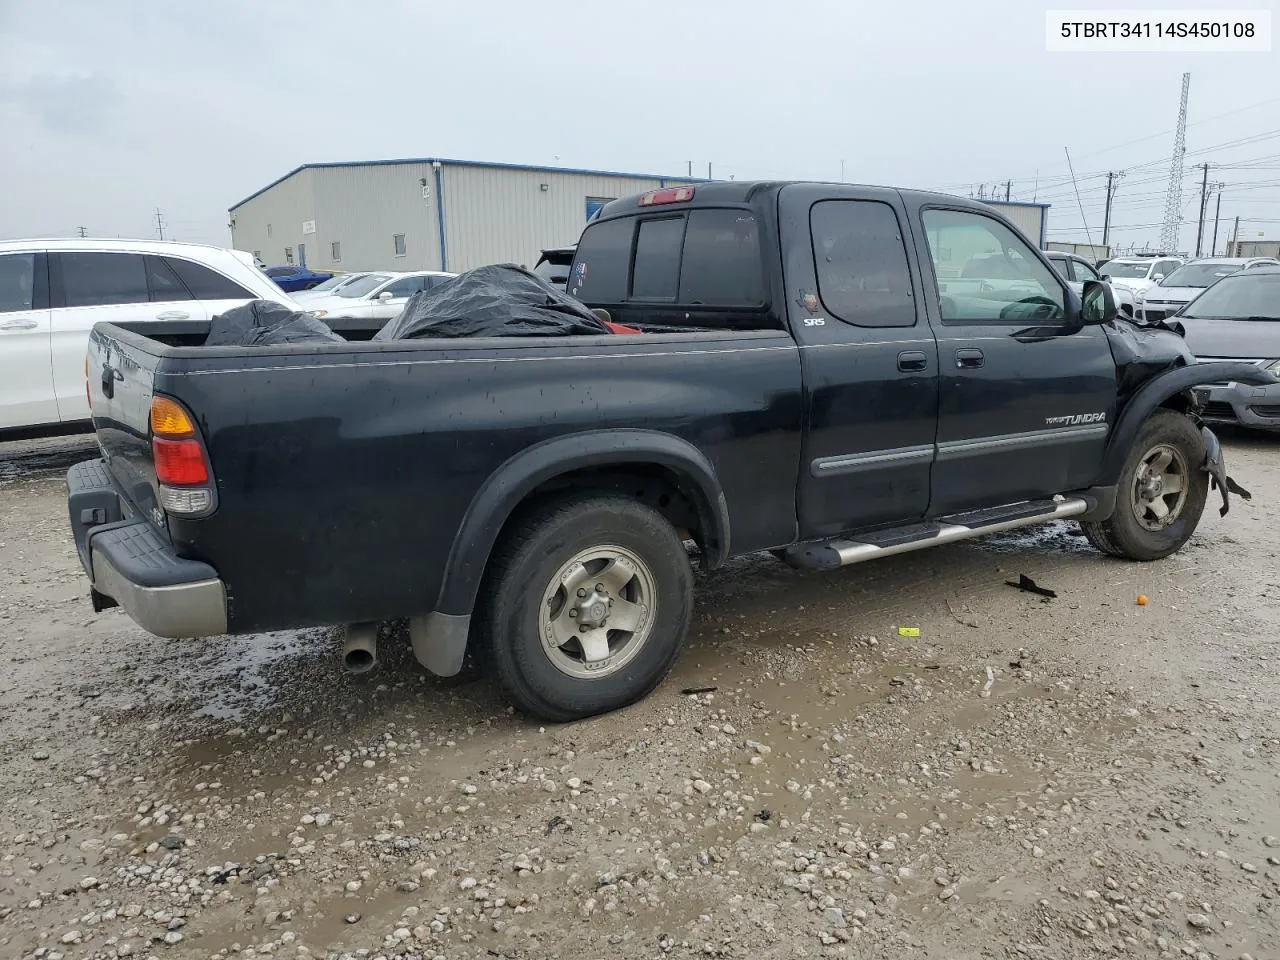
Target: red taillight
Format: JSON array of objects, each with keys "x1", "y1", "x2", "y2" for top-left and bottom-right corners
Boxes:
[
  {"x1": 153, "y1": 437, "x2": 209, "y2": 486},
  {"x1": 638, "y1": 186, "x2": 695, "y2": 207}
]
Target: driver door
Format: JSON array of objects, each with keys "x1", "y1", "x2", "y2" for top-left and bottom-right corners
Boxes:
[{"x1": 918, "y1": 207, "x2": 1118, "y2": 515}]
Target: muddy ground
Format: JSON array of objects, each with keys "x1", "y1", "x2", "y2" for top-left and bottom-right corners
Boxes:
[{"x1": 2, "y1": 433, "x2": 1279, "y2": 960}]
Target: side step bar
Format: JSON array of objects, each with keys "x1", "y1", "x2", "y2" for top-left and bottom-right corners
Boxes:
[{"x1": 783, "y1": 497, "x2": 1090, "y2": 571}]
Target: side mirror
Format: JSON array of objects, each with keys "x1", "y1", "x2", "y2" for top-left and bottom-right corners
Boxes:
[
  {"x1": 1081, "y1": 279, "x2": 1117, "y2": 325},
  {"x1": 1152, "y1": 273, "x2": 1166, "y2": 282},
  {"x1": 376, "y1": 291, "x2": 394, "y2": 301}
]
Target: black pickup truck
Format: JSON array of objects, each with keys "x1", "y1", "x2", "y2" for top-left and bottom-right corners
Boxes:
[{"x1": 68, "y1": 182, "x2": 1273, "y2": 720}]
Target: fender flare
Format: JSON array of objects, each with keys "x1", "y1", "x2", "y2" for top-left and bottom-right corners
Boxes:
[
  {"x1": 1099, "y1": 361, "x2": 1276, "y2": 483},
  {"x1": 434, "y1": 429, "x2": 731, "y2": 617}
]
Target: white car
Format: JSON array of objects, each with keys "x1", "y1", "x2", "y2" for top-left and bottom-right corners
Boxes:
[
  {"x1": 0, "y1": 238, "x2": 300, "y2": 432},
  {"x1": 1097, "y1": 256, "x2": 1185, "y2": 301},
  {"x1": 292, "y1": 271, "x2": 375, "y2": 304},
  {"x1": 1043, "y1": 251, "x2": 1136, "y2": 317},
  {"x1": 307, "y1": 270, "x2": 456, "y2": 321}
]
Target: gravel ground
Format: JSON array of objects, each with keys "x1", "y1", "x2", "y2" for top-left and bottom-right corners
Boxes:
[{"x1": 2, "y1": 432, "x2": 1279, "y2": 960}]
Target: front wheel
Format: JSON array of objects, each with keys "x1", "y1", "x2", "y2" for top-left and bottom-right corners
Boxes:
[
  {"x1": 1079, "y1": 409, "x2": 1209, "y2": 561},
  {"x1": 475, "y1": 495, "x2": 693, "y2": 721}
]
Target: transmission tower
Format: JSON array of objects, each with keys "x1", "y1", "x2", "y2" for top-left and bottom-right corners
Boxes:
[{"x1": 1158, "y1": 72, "x2": 1191, "y2": 253}]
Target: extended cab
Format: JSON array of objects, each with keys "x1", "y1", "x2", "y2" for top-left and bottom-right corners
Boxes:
[{"x1": 67, "y1": 182, "x2": 1274, "y2": 720}]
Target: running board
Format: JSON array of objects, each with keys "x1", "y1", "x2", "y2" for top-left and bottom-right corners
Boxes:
[{"x1": 783, "y1": 497, "x2": 1090, "y2": 570}]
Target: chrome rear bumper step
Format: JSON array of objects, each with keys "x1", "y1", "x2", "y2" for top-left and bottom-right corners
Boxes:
[{"x1": 783, "y1": 497, "x2": 1090, "y2": 570}]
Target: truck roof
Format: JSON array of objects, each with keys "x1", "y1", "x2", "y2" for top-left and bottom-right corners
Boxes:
[{"x1": 593, "y1": 181, "x2": 995, "y2": 220}]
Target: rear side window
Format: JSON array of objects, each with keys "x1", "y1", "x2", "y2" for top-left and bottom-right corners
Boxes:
[
  {"x1": 631, "y1": 217, "x2": 685, "y2": 300},
  {"x1": 811, "y1": 200, "x2": 916, "y2": 327},
  {"x1": 679, "y1": 209, "x2": 765, "y2": 306},
  {"x1": 266, "y1": 266, "x2": 294, "y2": 277},
  {"x1": 1071, "y1": 259, "x2": 1100, "y2": 282},
  {"x1": 164, "y1": 257, "x2": 253, "y2": 300},
  {"x1": 0, "y1": 253, "x2": 36, "y2": 313},
  {"x1": 569, "y1": 217, "x2": 631, "y2": 302},
  {"x1": 144, "y1": 256, "x2": 192, "y2": 301},
  {"x1": 60, "y1": 252, "x2": 150, "y2": 308}
]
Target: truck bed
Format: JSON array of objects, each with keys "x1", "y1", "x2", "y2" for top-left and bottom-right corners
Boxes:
[{"x1": 84, "y1": 319, "x2": 803, "y2": 634}]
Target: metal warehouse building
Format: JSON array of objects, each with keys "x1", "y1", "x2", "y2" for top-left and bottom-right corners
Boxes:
[
  {"x1": 228, "y1": 158, "x2": 701, "y2": 275},
  {"x1": 228, "y1": 158, "x2": 1050, "y2": 274}
]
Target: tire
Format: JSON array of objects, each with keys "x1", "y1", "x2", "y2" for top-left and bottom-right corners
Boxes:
[
  {"x1": 1079, "y1": 409, "x2": 1209, "y2": 561},
  {"x1": 475, "y1": 495, "x2": 694, "y2": 721}
]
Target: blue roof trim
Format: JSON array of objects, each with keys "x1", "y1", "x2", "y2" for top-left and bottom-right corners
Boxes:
[{"x1": 230, "y1": 157, "x2": 712, "y2": 211}]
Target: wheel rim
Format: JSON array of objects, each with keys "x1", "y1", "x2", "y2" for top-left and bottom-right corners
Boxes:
[
  {"x1": 539, "y1": 544, "x2": 657, "y2": 680},
  {"x1": 1131, "y1": 443, "x2": 1190, "y2": 531}
]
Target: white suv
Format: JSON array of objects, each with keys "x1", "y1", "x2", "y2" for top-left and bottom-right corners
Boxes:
[{"x1": 0, "y1": 238, "x2": 299, "y2": 433}]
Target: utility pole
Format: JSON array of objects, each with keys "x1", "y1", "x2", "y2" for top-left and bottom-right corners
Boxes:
[
  {"x1": 707, "y1": 162, "x2": 712, "y2": 180},
  {"x1": 1102, "y1": 171, "x2": 1119, "y2": 251},
  {"x1": 1194, "y1": 163, "x2": 1210, "y2": 257},
  {"x1": 1005, "y1": 180, "x2": 1012, "y2": 201},
  {"x1": 687, "y1": 160, "x2": 692, "y2": 177},
  {"x1": 77, "y1": 226, "x2": 87, "y2": 238},
  {"x1": 1211, "y1": 183, "x2": 1224, "y2": 256},
  {"x1": 155, "y1": 208, "x2": 165, "y2": 241},
  {"x1": 840, "y1": 160, "x2": 845, "y2": 182},
  {"x1": 1230, "y1": 215, "x2": 1240, "y2": 257}
]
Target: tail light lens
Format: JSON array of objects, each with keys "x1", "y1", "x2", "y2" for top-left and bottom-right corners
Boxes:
[{"x1": 150, "y1": 396, "x2": 215, "y2": 517}]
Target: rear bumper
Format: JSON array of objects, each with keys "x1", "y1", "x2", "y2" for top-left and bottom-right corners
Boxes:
[
  {"x1": 67, "y1": 459, "x2": 228, "y2": 638},
  {"x1": 1194, "y1": 382, "x2": 1280, "y2": 430}
]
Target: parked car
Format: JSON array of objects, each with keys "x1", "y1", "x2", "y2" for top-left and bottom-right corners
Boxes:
[
  {"x1": 306, "y1": 270, "x2": 456, "y2": 321},
  {"x1": 1175, "y1": 265, "x2": 1280, "y2": 431},
  {"x1": 0, "y1": 238, "x2": 299, "y2": 434},
  {"x1": 1137, "y1": 257, "x2": 1280, "y2": 324},
  {"x1": 533, "y1": 246, "x2": 576, "y2": 290},
  {"x1": 292, "y1": 272, "x2": 374, "y2": 304},
  {"x1": 66, "y1": 181, "x2": 1272, "y2": 721},
  {"x1": 265, "y1": 265, "x2": 333, "y2": 292},
  {"x1": 1097, "y1": 256, "x2": 1185, "y2": 300},
  {"x1": 1044, "y1": 250, "x2": 1136, "y2": 317}
]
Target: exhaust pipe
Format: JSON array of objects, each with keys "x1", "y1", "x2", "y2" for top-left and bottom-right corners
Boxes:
[{"x1": 342, "y1": 622, "x2": 378, "y2": 674}]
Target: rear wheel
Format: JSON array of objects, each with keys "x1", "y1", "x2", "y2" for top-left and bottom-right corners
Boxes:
[
  {"x1": 1079, "y1": 409, "x2": 1208, "y2": 561},
  {"x1": 475, "y1": 495, "x2": 693, "y2": 721}
]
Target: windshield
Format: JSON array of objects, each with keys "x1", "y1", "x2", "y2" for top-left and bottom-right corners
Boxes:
[
  {"x1": 336, "y1": 274, "x2": 393, "y2": 298},
  {"x1": 1161, "y1": 263, "x2": 1242, "y2": 288},
  {"x1": 1099, "y1": 261, "x2": 1150, "y2": 279},
  {"x1": 307, "y1": 274, "x2": 358, "y2": 293},
  {"x1": 1182, "y1": 272, "x2": 1280, "y2": 319}
]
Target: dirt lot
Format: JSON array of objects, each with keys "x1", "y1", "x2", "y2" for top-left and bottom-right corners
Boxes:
[{"x1": 2, "y1": 433, "x2": 1279, "y2": 960}]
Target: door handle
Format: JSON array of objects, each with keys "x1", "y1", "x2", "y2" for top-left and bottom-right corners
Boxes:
[
  {"x1": 955, "y1": 348, "x2": 985, "y2": 369},
  {"x1": 0, "y1": 318, "x2": 39, "y2": 331},
  {"x1": 155, "y1": 310, "x2": 190, "y2": 321},
  {"x1": 897, "y1": 350, "x2": 929, "y2": 372}
]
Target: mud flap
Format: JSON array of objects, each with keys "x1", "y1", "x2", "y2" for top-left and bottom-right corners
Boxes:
[{"x1": 1201, "y1": 426, "x2": 1251, "y2": 517}]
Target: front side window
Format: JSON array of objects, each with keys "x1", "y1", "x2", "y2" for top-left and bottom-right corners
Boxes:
[
  {"x1": 569, "y1": 217, "x2": 631, "y2": 302},
  {"x1": 165, "y1": 258, "x2": 253, "y2": 299},
  {"x1": 630, "y1": 217, "x2": 685, "y2": 300},
  {"x1": 0, "y1": 253, "x2": 37, "y2": 313},
  {"x1": 60, "y1": 252, "x2": 150, "y2": 308},
  {"x1": 922, "y1": 209, "x2": 1064, "y2": 322},
  {"x1": 811, "y1": 200, "x2": 916, "y2": 327},
  {"x1": 1071, "y1": 259, "x2": 1100, "y2": 282},
  {"x1": 393, "y1": 234, "x2": 407, "y2": 257},
  {"x1": 144, "y1": 256, "x2": 192, "y2": 301},
  {"x1": 381, "y1": 276, "x2": 428, "y2": 298}
]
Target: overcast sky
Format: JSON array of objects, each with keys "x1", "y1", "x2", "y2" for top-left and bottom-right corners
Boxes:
[{"x1": 1, "y1": 0, "x2": 1277, "y2": 253}]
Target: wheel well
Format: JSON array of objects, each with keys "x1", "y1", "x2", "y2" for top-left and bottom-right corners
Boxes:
[
  {"x1": 1158, "y1": 390, "x2": 1192, "y2": 416},
  {"x1": 501, "y1": 464, "x2": 714, "y2": 561}
]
